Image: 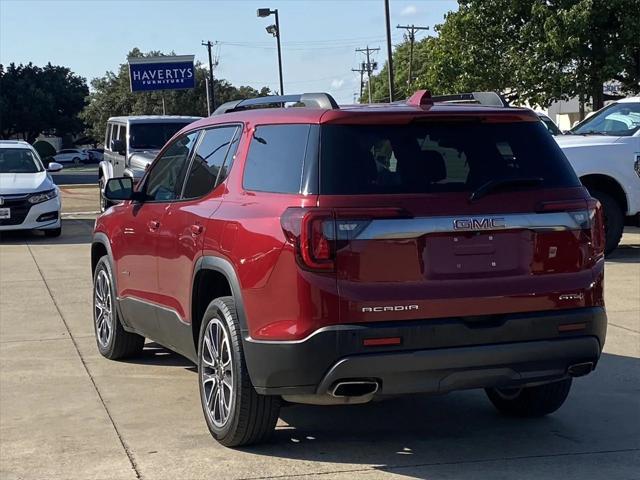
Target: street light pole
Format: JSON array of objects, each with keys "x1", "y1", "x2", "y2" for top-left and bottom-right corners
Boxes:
[
  {"x1": 384, "y1": 0, "x2": 395, "y2": 102},
  {"x1": 274, "y1": 10, "x2": 284, "y2": 95},
  {"x1": 258, "y1": 8, "x2": 284, "y2": 95}
]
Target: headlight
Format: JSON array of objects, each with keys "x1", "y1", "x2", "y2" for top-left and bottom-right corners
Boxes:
[{"x1": 28, "y1": 189, "x2": 58, "y2": 204}]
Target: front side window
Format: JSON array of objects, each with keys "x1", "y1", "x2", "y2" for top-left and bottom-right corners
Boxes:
[
  {"x1": 320, "y1": 122, "x2": 579, "y2": 195},
  {"x1": 243, "y1": 124, "x2": 311, "y2": 193},
  {"x1": 0, "y1": 148, "x2": 43, "y2": 173},
  {"x1": 129, "y1": 122, "x2": 191, "y2": 150},
  {"x1": 572, "y1": 102, "x2": 640, "y2": 136},
  {"x1": 144, "y1": 132, "x2": 199, "y2": 202},
  {"x1": 182, "y1": 126, "x2": 240, "y2": 199},
  {"x1": 105, "y1": 124, "x2": 113, "y2": 148}
]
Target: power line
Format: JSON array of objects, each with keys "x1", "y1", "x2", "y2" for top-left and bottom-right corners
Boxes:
[
  {"x1": 396, "y1": 24, "x2": 429, "y2": 88},
  {"x1": 356, "y1": 46, "x2": 380, "y2": 104}
]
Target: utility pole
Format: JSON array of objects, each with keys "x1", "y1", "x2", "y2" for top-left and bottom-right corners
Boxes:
[
  {"x1": 201, "y1": 40, "x2": 218, "y2": 113},
  {"x1": 384, "y1": 0, "x2": 395, "y2": 102},
  {"x1": 356, "y1": 46, "x2": 379, "y2": 103},
  {"x1": 396, "y1": 24, "x2": 429, "y2": 88},
  {"x1": 351, "y1": 61, "x2": 366, "y2": 101}
]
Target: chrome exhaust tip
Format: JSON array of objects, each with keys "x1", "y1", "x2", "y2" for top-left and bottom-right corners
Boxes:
[{"x1": 330, "y1": 380, "x2": 379, "y2": 398}]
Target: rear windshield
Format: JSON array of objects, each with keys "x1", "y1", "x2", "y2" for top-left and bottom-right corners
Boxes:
[
  {"x1": 129, "y1": 123, "x2": 191, "y2": 150},
  {"x1": 320, "y1": 122, "x2": 579, "y2": 195}
]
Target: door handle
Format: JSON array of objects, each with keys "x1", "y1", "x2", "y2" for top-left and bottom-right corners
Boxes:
[
  {"x1": 190, "y1": 224, "x2": 203, "y2": 236},
  {"x1": 148, "y1": 220, "x2": 160, "y2": 231}
]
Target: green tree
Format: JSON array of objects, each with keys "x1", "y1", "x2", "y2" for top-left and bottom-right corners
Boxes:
[
  {"x1": 0, "y1": 63, "x2": 88, "y2": 142},
  {"x1": 364, "y1": 0, "x2": 640, "y2": 110},
  {"x1": 81, "y1": 49, "x2": 271, "y2": 143}
]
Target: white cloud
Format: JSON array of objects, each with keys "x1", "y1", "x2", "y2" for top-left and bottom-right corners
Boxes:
[
  {"x1": 331, "y1": 78, "x2": 345, "y2": 89},
  {"x1": 400, "y1": 5, "x2": 418, "y2": 16}
]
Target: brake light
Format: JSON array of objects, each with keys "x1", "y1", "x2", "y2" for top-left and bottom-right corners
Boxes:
[
  {"x1": 537, "y1": 198, "x2": 604, "y2": 261},
  {"x1": 281, "y1": 207, "x2": 410, "y2": 272},
  {"x1": 281, "y1": 208, "x2": 335, "y2": 271}
]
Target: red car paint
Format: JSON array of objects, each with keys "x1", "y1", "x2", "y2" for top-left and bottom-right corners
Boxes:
[{"x1": 94, "y1": 101, "x2": 605, "y2": 344}]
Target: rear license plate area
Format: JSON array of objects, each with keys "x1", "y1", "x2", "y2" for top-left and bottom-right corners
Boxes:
[{"x1": 424, "y1": 230, "x2": 532, "y2": 279}]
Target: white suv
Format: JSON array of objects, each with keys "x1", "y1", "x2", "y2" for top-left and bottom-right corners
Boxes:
[
  {"x1": 0, "y1": 141, "x2": 64, "y2": 237},
  {"x1": 555, "y1": 97, "x2": 640, "y2": 253}
]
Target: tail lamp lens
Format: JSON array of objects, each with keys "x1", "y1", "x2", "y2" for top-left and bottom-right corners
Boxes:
[{"x1": 281, "y1": 208, "x2": 335, "y2": 271}]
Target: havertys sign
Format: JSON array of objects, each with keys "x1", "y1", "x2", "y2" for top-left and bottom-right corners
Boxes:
[{"x1": 128, "y1": 55, "x2": 195, "y2": 92}]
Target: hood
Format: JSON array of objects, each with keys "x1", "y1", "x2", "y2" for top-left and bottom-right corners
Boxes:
[
  {"x1": 0, "y1": 171, "x2": 54, "y2": 195},
  {"x1": 129, "y1": 150, "x2": 159, "y2": 162},
  {"x1": 554, "y1": 134, "x2": 620, "y2": 149}
]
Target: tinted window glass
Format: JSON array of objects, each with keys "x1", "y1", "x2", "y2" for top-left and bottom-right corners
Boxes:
[
  {"x1": 129, "y1": 122, "x2": 191, "y2": 150},
  {"x1": 144, "y1": 132, "x2": 199, "y2": 201},
  {"x1": 183, "y1": 126, "x2": 240, "y2": 199},
  {"x1": 0, "y1": 148, "x2": 43, "y2": 173},
  {"x1": 243, "y1": 124, "x2": 310, "y2": 193},
  {"x1": 320, "y1": 122, "x2": 579, "y2": 195},
  {"x1": 117, "y1": 125, "x2": 127, "y2": 142},
  {"x1": 105, "y1": 124, "x2": 112, "y2": 148}
]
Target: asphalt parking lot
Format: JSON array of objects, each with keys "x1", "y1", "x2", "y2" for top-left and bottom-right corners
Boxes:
[{"x1": 1, "y1": 205, "x2": 638, "y2": 479}]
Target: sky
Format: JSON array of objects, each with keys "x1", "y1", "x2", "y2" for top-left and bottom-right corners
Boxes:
[{"x1": 0, "y1": 0, "x2": 458, "y2": 104}]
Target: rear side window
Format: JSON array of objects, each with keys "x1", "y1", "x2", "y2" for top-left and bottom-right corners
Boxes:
[
  {"x1": 243, "y1": 124, "x2": 311, "y2": 193},
  {"x1": 105, "y1": 124, "x2": 113, "y2": 148},
  {"x1": 320, "y1": 122, "x2": 580, "y2": 195},
  {"x1": 182, "y1": 125, "x2": 240, "y2": 199}
]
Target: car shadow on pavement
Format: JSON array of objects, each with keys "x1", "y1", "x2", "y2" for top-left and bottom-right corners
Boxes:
[
  {"x1": 241, "y1": 352, "x2": 639, "y2": 478},
  {"x1": 0, "y1": 218, "x2": 94, "y2": 245},
  {"x1": 606, "y1": 244, "x2": 639, "y2": 264},
  {"x1": 122, "y1": 342, "x2": 195, "y2": 369}
]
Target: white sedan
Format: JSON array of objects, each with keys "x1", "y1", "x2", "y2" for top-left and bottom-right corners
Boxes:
[
  {"x1": 53, "y1": 148, "x2": 88, "y2": 165},
  {"x1": 0, "y1": 140, "x2": 63, "y2": 237}
]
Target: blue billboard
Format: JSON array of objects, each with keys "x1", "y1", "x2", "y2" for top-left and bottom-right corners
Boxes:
[{"x1": 128, "y1": 55, "x2": 195, "y2": 92}]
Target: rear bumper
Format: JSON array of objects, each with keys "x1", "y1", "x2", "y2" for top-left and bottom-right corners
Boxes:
[{"x1": 243, "y1": 307, "x2": 606, "y2": 396}]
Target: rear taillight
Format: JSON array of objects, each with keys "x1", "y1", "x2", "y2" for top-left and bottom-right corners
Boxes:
[
  {"x1": 537, "y1": 198, "x2": 605, "y2": 261},
  {"x1": 281, "y1": 208, "x2": 335, "y2": 271},
  {"x1": 281, "y1": 207, "x2": 410, "y2": 272}
]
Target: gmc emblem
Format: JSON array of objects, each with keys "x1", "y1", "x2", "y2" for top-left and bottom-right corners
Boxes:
[{"x1": 453, "y1": 217, "x2": 506, "y2": 231}]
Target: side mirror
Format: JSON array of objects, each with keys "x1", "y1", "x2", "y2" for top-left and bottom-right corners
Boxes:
[
  {"x1": 47, "y1": 162, "x2": 63, "y2": 172},
  {"x1": 104, "y1": 177, "x2": 135, "y2": 201},
  {"x1": 111, "y1": 139, "x2": 126, "y2": 156}
]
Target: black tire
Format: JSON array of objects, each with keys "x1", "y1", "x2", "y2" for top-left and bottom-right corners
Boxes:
[
  {"x1": 44, "y1": 227, "x2": 61, "y2": 238},
  {"x1": 590, "y1": 190, "x2": 624, "y2": 255},
  {"x1": 485, "y1": 378, "x2": 572, "y2": 417},
  {"x1": 72, "y1": 156, "x2": 81, "y2": 165},
  {"x1": 92, "y1": 256, "x2": 144, "y2": 359},
  {"x1": 198, "y1": 297, "x2": 280, "y2": 447}
]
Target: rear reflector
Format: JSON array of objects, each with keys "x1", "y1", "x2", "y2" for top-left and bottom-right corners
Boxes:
[
  {"x1": 558, "y1": 323, "x2": 587, "y2": 333},
  {"x1": 363, "y1": 337, "x2": 402, "y2": 347}
]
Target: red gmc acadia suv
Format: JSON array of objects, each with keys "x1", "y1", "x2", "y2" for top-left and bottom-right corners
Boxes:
[{"x1": 91, "y1": 91, "x2": 607, "y2": 447}]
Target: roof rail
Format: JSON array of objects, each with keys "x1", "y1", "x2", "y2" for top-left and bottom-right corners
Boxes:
[
  {"x1": 406, "y1": 90, "x2": 509, "y2": 108},
  {"x1": 212, "y1": 93, "x2": 340, "y2": 115}
]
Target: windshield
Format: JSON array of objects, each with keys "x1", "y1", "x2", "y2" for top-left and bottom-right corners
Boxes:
[
  {"x1": 571, "y1": 102, "x2": 640, "y2": 136},
  {"x1": 320, "y1": 122, "x2": 579, "y2": 195},
  {"x1": 0, "y1": 148, "x2": 43, "y2": 173},
  {"x1": 129, "y1": 123, "x2": 191, "y2": 150}
]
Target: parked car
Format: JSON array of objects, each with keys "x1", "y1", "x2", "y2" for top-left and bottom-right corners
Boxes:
[
  {"x1": 536, "y1": 112, "x2": 562, "y2": 135},
  {"x1": 86, "y1": 148, "x2": 104, "y2": 163},
  {"x1": 0, "y1": 140, "x2": 63, "y2": 237},
  {"x1": 98, "y1": 115, "x2": 201, "y2": 211},
  {"x1": 555, "y1": 97, "x2": 640, "y2": 253},
  {"x1": 53, "y1": 148, "x2": 88, "y2": 165},
  {"x1": 92, "y1": 91, "x2": 607, "y2": 447}
]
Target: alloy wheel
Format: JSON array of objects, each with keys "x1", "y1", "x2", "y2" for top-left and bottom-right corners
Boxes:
[
  {"x1": 200, "y1": 317, "x2": 234, "y2": 428},
  {"x1": 94, "y1": 269, "x2": 113, "y2": 347}
]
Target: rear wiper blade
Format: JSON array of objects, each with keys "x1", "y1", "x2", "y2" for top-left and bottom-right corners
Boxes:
[{"x1": 469, "y1": 177, "x2": 544, "y2": 202}]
